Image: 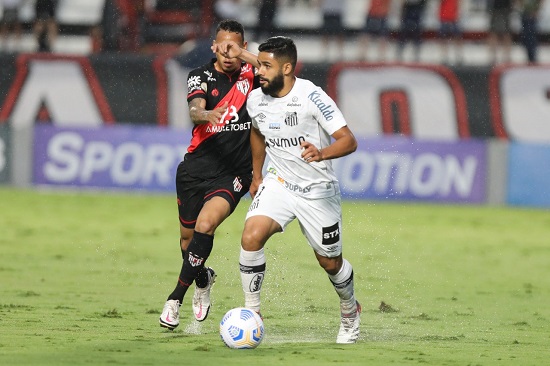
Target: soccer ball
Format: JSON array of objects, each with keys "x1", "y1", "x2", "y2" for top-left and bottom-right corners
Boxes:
[{"x1": 219, "y1": 307, "x2": 264, "y2": 349}]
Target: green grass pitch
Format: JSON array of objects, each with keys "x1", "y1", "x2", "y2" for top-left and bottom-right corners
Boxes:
[{"x1": 1, "y1": 187, "x2": 549, "y2": 365}]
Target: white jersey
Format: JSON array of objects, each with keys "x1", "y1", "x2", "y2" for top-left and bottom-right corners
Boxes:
[{"x1": 247, "y1": 78, "x2": 347, "y2": 199}]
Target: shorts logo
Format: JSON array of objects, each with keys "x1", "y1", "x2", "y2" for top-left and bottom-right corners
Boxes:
[
  {"x1": 284, "y1": 111, "x2": 298, "y2": 126},
  {"x1": 233, "y1": 177, "x2": 243, "y2": 192},
  {"x1": 322, "y1": 223, "x2": 340, "y2": 245},
  {"x1": 187, "y1": 252, "x2": 204, "y2": 267}
]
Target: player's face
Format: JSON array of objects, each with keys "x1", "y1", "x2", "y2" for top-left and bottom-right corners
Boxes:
[
  {"x1": 214, "y1": 30, "x2": 245, "y2": 74},
  {"x1": 257, "y1": 52, "x2": 285, "y2": 97}
]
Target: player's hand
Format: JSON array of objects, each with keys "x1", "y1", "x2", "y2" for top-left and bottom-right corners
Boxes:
[
  {"x1": 212, "y1": 41, "x2": 242, "y2": 59},
  {"x1": 206, "y1": 101, "x2": 228, "y2": 125},
  {"x1": 300, "y1": 141, "x2": 324, "y2": 163}
]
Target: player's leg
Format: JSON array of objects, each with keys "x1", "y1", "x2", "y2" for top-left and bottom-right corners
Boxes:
[
  {"x1": 188, "y1": 174, "x2": 252, "y2": 321},
  {"x1": 160, "y1": 165, "x2": 205, "y2": 329},
  {"x1": 240, "y1": 215, "x2": 280, "y2": 313},
  {"x1": 297, "y1": 194, "x2": 360, "y2": 343},
  {"x1": 240, "y1": 178, "x2": 292, "y2": 314},
  {"x1": 188, "y1": 196, "x2": 232, "y2": 321}
]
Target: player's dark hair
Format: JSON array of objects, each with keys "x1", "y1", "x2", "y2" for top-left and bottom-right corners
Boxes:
[
  {"x1": 258, "y1": 36, "x2": 297, "y2": 70},
  {"x1": 216, "y1": 19, "x2": 245, "y2": 40}
]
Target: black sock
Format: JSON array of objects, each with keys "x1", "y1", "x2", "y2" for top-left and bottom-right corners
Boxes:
[{"x1": 168, "y1": 231, "x2": 214, "y2": 302}]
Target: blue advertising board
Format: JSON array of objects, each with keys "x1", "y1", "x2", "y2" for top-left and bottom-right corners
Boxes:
[
  {"x1": 507, "y1": 142, "x2": 550, "y2": 207},
  {"x1": 33, "y1": 125, "x2": 487, "y2": 204}
]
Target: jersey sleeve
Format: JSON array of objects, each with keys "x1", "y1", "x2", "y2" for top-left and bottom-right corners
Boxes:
[
  {"x1": 309, "y1": 86, "x2": 347, "y2": 135},
  {"x1": 186, "y1": 68, "x2": 207, "y2": 103}
]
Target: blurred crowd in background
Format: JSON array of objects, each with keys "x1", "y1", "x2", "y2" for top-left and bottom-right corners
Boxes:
[{"x1": 0, "y1": 0, "x2": 548, "y2": 64}]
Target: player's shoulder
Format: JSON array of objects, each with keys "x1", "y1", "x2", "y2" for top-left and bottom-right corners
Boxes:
[
  {"x1": 248, "y1": 87, "x2": 265, "y2": 103},
  {"x1": 294, "y1": 78, "x2": 323, "y2": 97},
  {"x1": 187, "y1": 59, "x2": 215, "y2": 79}
]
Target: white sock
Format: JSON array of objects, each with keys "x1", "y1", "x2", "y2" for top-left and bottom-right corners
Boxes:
[
  {"x1": 240, "y1": 248, "x2": 266, "y2": 312},
  {"x1": 328, "y1": 259, "x2": 357, "y2": 315}
]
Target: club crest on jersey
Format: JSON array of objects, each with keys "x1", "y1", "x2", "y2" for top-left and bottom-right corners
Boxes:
[
  {"x1": 284, "y1": 111, "x2": 298, "y2": 126},
  {"x1": 236, "y1": 79, "x2": 251, "y2": 95},
  {"x1": 233, "y1": 177, "x2": 243, "y2": 192}
]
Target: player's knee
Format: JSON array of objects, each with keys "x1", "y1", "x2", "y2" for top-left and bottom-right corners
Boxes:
[
  {"x1": 241, "y1": 229, "x2": 264, "y2": 252},
  {"x1": 194, "y1": 219, "x2": 217, "y2": 236},
  {"x1": 318, "y1": 256, "x2": 342, "y2": 275}
]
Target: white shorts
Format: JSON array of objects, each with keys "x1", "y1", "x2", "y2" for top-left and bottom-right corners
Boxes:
[{"x1": 246, "y1": 175, "x2": 343, "y2": 257}]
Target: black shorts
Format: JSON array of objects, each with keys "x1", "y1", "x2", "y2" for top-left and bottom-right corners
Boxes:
[{"x1": 175, "y1": 161, "x2": 252, "y2": 229}]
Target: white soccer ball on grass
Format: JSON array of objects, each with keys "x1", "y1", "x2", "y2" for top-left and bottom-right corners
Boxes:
[{"x1": 219, "y1": 307, "x2": 264, "y2": 349}]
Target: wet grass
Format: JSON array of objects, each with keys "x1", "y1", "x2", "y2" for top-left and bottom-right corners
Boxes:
[{"x1": 0, "y1": 187, "x2": 549, "y2": 365}]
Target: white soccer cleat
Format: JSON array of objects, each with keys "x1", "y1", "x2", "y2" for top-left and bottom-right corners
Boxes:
[
  {"x1": 192, "y1": 267, "x2": 216, "y2": 321},
  {"x1": 336, "y1": 301, "x2": 361, "y2": 344},
  {"x1": 159, "y1": 299, "x2": 180, "y2": 330}
]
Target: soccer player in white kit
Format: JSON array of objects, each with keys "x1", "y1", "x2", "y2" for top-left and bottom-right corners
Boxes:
[{"x1": 214, "y1": 36, "x2": 361, "y2": 343}]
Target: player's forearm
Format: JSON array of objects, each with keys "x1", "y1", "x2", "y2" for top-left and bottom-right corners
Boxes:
[
  {"x1": 320, "y1": 134, "x2": 357, "y2": 161},
  {"x1": 189, "y1": 105, "x2": 211, "y2": 125},
  {"x1": 238, "y1": 48, "x2": 260, "y2": 69}
]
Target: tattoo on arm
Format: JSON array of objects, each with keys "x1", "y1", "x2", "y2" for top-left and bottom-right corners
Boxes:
[{"x1": 188, "y1": 98, "x2": 208, "y2": 124}]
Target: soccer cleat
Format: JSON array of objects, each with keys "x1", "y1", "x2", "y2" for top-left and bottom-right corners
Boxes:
[
  {"x1": 192, "y1": 267, "x2": 216, "y2": 321},
  {"x1": 159, "y1": 299, "x2": 180, "y2": 330},
  {"x1": 336, "y1": 301, "x2": 361, "y2": 344}
]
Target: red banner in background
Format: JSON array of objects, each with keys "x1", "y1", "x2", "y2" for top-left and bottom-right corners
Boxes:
[{"x1": 0, "y1": 54, "x2": 549, "y2": 144}]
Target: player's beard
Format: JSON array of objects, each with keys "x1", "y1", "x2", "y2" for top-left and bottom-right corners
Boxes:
[{"x1": 260, "y1": 71, "x2": 284, "y2": 97}]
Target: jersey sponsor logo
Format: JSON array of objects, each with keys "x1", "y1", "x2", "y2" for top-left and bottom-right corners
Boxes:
[
  {"x1": 287, "y1": 103, "x2": 301, "y2": 107},
  {"x1": 269, "y1": 123, "x2": 280, "y2": 130},
  {"x1": 265, "y1": 135, "x2": 305, "y2": 148},
  {"x1": 282, "y1": 180, "x2": 311, "y2": 194},
  {"x1": 284, "y1": 111, "x2": 298, "y2": 126},
  {"x1": 205, "y1": 121, "x2": 251, "y2": 133},
  {"x1": 258, "y1": 102, "x2": 268, "y2": 106},
  {"x1": 322, "y1": 223, "x2": 340, "y2": 245},
  {"x1": 212, "y1": 88, "x2": 219, "y2": 97},
  {"x1": 308, "y1": 91, "x2": 335, "y2": 121},
  {"x1": 203, "y1": 70, "x2": 216, "y2": 81}
]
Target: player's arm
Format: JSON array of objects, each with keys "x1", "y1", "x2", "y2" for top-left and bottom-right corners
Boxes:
[
  {"x1": 188, "y1": 98, "x2": 229, "y2": 126},
  {"x1": 212, "y1": 41, "x2": 260, "y2": 69},
  {"x1": 249, "y1": 126, "x2": 267, "y2": 197},
  {"x1": 301, "y1": 126, "x2": 357, "y2": 163}
]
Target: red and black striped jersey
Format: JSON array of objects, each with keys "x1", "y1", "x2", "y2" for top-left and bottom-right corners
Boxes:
[{"x1": 184, "y1": 59, "x2": 259, "y2": 179}]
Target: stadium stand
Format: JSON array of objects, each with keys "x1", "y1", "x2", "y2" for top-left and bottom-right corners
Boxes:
[{"x1": 0, "y1": 0, "x2": 549, "y2": 64}]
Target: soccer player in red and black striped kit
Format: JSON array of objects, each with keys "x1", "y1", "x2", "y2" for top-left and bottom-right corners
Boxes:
[{"x1": 159, "y1": 19, "x2": 259, "y2": 330}]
